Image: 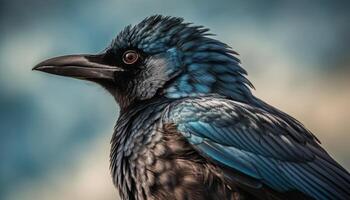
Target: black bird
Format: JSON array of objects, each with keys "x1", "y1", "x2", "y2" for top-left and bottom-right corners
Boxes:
[{"x1": 33, "y1": 15, "x2": 350, "y2": 200}]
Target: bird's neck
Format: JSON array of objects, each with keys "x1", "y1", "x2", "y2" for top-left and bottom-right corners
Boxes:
[{"x1": 110, "y1": 98, "x2": 172, "y2": 199}]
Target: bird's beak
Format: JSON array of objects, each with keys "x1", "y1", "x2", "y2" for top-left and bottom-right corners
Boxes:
[{"x1": 33, "y1": 54, "x2": 122, "y2": 80}]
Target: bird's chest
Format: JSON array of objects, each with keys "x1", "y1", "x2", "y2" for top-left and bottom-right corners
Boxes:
[
  {"x1": 110, "y1": 102, "x2": 169, "y2": 199},
  {"x1": 112, "y1": 120, "x2": 179, "y2": 199},
  {"x1": 110, "y1": 102, "x2": 234, "y2": 200},
  {"x1": 125, "y1": 124, "x2": 201, "y2": 200},
  {"x1": 113, "y1": 122, "x2": 231, "y2": 200}
]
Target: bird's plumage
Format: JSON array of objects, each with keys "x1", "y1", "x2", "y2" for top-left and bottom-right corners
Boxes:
[
  {"x1": 34, "y1": 15, "x2": 350, "y2": 200},
  {"x1": 167, "y1": 95, "x2": 350, "y2": 199},
  {"x1": 109, "y1": 15, "x2": 253, "y2": 105}
]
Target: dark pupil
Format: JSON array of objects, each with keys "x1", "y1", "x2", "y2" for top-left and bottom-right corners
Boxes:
[{"x1": 125, "y1": 53, "x2": 135, "y2": 62}]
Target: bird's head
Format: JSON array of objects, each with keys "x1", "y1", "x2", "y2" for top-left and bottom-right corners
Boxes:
[{"x1": 34, "y1": 15, "x2": 254, "y2": 109}]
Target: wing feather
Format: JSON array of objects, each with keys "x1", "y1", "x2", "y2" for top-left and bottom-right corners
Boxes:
[{"x1": 166, "y1": 96, "x2": 350, "y2": 199}]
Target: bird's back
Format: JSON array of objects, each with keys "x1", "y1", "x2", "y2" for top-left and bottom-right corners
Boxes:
[{"x1": 164, "y1": 95, "x2": 350, "y2": 200}]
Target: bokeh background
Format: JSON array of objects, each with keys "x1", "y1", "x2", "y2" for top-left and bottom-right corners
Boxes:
[{"x1": 1, "y1": 0, "x2": 349, "y2": 199}]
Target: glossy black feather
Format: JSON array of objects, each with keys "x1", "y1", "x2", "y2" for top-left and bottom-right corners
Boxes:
[{"x1": 165, "y1": 95, "x2": 350, "y2": 200}]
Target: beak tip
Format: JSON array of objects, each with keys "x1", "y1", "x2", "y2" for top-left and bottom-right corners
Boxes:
[
  {"x1": 32, "y1": 64, "x2": 46, "y2": 71},
  {"x1": 32, "y1": 65, "x2": 40, "y2": 71}
]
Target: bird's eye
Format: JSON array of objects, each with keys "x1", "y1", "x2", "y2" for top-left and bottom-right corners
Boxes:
[{"x1": 122, "y1": 50, "x2": 139, "y2": 65}]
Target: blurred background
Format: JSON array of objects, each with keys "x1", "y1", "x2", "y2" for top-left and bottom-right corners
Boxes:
[{"x1": 1, "y1": 0, "x2": 349, "y2": 199}]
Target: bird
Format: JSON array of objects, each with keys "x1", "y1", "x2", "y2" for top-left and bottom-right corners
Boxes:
[{"x1": 33, "y1": 15, "x2": 350, "y2": 200}]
